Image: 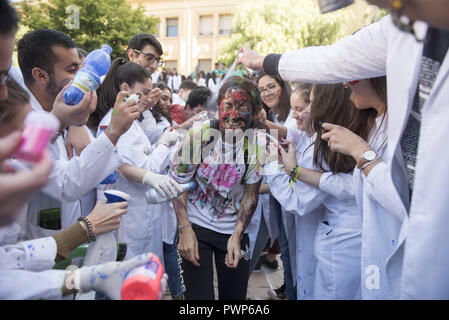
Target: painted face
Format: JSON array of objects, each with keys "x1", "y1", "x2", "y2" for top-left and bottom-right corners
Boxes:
[
  {"x1": 258, "y1": 75, "x2": 281, "y2": 109},
  {"x1": 219, "y1": 87, "x2": 253, "y2": 131}
]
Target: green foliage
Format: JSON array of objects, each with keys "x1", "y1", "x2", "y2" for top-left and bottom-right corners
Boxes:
[
  {"x1": 217, "y1": 0, "x2": 353, "y2": 66},
  {"x1": 19, "y1": 0, "x2": 159, "y2": 59}
]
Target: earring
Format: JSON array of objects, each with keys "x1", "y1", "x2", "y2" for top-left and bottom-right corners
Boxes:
[{"x1": 390, "y1": 0, "x2": 424, "y2": 42}]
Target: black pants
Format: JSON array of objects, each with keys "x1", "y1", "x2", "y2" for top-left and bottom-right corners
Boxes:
[{"x1": 181, "y1": 223, "x2": 250, "y2": 300}]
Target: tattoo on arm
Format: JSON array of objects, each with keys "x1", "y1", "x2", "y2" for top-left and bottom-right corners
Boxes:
[
  {"x1": 237, "y1": 181, "x2": 261, "y2": 233},
  {"x1": 172, "y1": 192, "x2": 189, "y2": 225}
]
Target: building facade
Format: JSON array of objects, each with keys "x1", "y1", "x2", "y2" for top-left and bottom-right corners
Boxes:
[
  {"x1": 132, "y1": 0, "x2": 373, "y2": 76},
  {"x1": 132, "y1": 0, "x2": 241, "y2": 76}
]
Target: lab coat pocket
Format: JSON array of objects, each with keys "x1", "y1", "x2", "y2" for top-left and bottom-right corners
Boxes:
[
  {"x1": 313, "y1": 221, "x2": 336, "y2": 299},
  {"x1": 27, "y1": 221, "x2": 61, "y2": 240}
]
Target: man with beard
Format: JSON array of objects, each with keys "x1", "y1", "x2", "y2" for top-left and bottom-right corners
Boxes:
[{"x1": 15, "y1": 29, "x2": 140, "y2": 240}]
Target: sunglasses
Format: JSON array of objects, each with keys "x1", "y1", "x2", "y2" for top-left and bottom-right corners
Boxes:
[{"x1": 133, "y1": 49, "x2": 164, "y2": 67}]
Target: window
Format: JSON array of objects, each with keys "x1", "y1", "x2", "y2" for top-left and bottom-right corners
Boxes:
[
  {"x1": 219, "y1": 14, "x2": 233, "y2": 35},
  {"x1": 165, "y1": 60, "x2": 178, "y2": 70},
  {"x1": 166, "y1": 18, "x2": 178, "y2": 37},
  {"x1": 199, "y1": 15, "x2": 213, "y2": 36},
  {"x1": 198, "y1": 59, "x2": 212, "y2": 73}
]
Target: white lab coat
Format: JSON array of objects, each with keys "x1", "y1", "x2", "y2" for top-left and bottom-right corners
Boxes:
[
  {"x1": 267, "y1": 131, "x2": 322, "y2": 299},
  {"x1": 171, "y1": 75, "x2": 182, "y2": 92},
  {"x1": 0, "y1": 268, "x2": 65, "y2": 300},
  {"x1": 98, "y1": 110, "x2": 171, "y2": 261},
  {"x1": 275, "y1": 15, "x2": 449, "y2": 298},
  {"x1": 75, "y1": 126, "x2": 98, "y2": 218},
  {"x1": 0, "y1": 236, "x2": 56, "y2": 271},
  {"x1": 352, "y1": 115, "x2": 404, "y2": 299},
  {"x1": 268, "y1": 132, "x2": 362, "y2": 300},
  {"x1": 22, "y1": 86, "x2": 123, "y2": 241},
  {"x1": 139, "y1": 110, "x2": 171, "y2": 145}
]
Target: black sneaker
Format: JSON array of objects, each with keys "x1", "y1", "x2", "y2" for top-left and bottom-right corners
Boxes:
[
  {"x1": 258, "y1": 255, "x2": 278, "y2": 270},
  {"x1": 267, "y1": 283, "x2": 287, "y2": 300}
]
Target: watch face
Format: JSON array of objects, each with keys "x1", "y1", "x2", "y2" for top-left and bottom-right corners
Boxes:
[{"x1": 364, "y1": 150, "x2": 377, "y2": 161}]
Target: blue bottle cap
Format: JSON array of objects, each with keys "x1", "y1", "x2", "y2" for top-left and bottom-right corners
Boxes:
[
  {"x1": 104, "y1": 190, "x2": 131, "y2": 203},
  {"x1": 101, "y1": 44, "x2": 112, "y2": 55}
]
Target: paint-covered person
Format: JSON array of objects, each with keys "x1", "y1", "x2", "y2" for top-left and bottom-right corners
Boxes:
[{"x1": 170, "y1": 77, "x2": 276, "y2": 300}]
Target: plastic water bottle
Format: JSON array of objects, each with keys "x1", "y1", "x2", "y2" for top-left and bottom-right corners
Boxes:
[
  {"x1": 13, "y1": 111, "x2": 60, "y2": 163},
  {"x1": 82, "y1": 190, "x2": 130, "y2": 267},
  {"x1": 63, "y1": 44, "x2": 112, "y2": 105},
  {"x1": 145, "y1": 181, "x2": 196, "y2": 204},
  {"x1": 121, "y1": 254, "x2": 164, "y2": 300}
]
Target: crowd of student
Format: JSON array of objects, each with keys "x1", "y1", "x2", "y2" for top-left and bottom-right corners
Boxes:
[
  {"x1": 151, "y1": 62, "x2": 228, "y2": 97},
  {"x1": 1, "y1": 0, "x2": 449, "y2": 300}
]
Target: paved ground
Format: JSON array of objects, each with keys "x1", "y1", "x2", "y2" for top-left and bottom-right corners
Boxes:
[{"x1": 163, "y1": 253, "x2": 284, "y2": 300}]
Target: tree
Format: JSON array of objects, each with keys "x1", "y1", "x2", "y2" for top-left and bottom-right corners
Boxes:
[
  {"x1": 217, "y1": 0, "x2": 359, "y2": 66},
  {"x1": 19, "y1": 0, "x2": 159, "y2": 59}
]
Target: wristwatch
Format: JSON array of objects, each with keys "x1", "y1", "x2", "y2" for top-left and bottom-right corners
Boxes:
[{"x1": 357, "y1": 149, "x2": 378, "y2": 169}]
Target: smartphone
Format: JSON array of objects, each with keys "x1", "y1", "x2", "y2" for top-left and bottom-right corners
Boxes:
[
  {"x1": 318, "y1": 120, "x2": 328, "y2": 133},
  {"x1": 280, "y1": 140, "x2": 289, "y2": 152}
]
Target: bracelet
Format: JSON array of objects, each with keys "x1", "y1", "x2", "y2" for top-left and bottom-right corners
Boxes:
[
  {"x1": 289, "y1": 166, "x2": 301, "y2": 188},
  {"x1": 178, "y1": 223, "x2": 192, "y2": 232},
  {"x1": 77, "y1": 217, "x2": 96, "y2": 242}
]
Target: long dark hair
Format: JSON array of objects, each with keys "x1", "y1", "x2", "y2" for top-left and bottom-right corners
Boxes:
[
  {"x1": 256, "y1": 72, "x2": 291, "y2": 124},
  {"x1": 151, "y1": 82, "x2": 173, "y2": 124},
  {"x1": 350, "y1": 76, "x2": 387, "y2": 148},
  {"x1": 88, "y1": 58, "x2": 150, "y2": 129},
  {"x1": 217, "y1": 76, "x2": 262, "y2": 129},
  {"x1": 306, "y1": 84, "x2": 371, "y2": 174}
]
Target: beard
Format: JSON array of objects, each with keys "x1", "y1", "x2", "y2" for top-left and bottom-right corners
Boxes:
[{"x1": 45, "y1": 74, "x2": 61, "y2": 100}]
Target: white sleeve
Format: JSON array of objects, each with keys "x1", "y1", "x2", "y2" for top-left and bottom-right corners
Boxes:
[
  {"x1": 267, "y1": 172, "x2": 327, "y2": 216},
  {"x1": 0, "y1": 237, "x2": 57, "y2": 271},
  {"x1": 364, "y1": 161, "x2": 406, "y2": 222},
  {"x1": 117, "y1": 124, "x2": 171, "y2": 174},
  {"x1": 139, "y1": 110, "x2": 167, "y2": 145},
  {"x1": 42, "y1": 133, "x2": 123, "y2": 202},
  {"x1": 277, "y1": 15, "x2": 390, "y2": 83},
  {"x1": 0, "y1": 268, "x2": 65, "y2": 300},
  {"x1": 319, "y1": 172, "x2": 355, "y2": 200}
]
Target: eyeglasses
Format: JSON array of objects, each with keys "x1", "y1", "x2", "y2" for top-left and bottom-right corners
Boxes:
[
  {"x1": 0, "y1": 63, "x2": 12, "y2": 87},
  {"x1": 258, "y1": 83, "x2": 278, "y2": 96},
  {"x1": 133, "y1": 49, "x2": 164, "y2": 67}
]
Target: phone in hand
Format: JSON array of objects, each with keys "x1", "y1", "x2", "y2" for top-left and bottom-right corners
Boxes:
[{"x1": 318, "y1": 120, "x2": 328, "y2": 133}]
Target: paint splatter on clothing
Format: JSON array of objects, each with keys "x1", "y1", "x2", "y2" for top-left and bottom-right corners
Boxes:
[{"x1": 170, "y1": 121, "x2": 274, "y2": 234}]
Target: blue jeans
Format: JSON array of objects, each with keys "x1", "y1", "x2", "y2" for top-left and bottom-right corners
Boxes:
[
  {"x1": 163, "y1": 232, "x2": 183, "y2": 298},
  {"x1": 270, "y1": 195, "x2": 297, "y2": 300}
]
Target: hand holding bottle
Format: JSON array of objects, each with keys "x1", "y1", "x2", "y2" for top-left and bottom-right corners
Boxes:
[
  {"x1": 142, "y1": 171, "x2": 182, "y2": 199},
  {"x1": 104, "y1": 91, "x2": 140, "y2": 146},
  {"x1": 72, "y1": 252, "x2": 168, "y2": 300}
]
